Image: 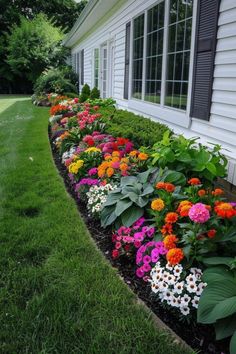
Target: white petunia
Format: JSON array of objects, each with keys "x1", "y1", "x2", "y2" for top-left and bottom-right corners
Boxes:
[
  {"x1": 181, "y1": 294, "x2": 191, "y2": 306},
  {"x1": 173, "y1": 281, "x2": 184, "y2": 294},
  {"x1": 192, "y1": 296, "x2": 200, "y2": 309},
  {"x1": 173, "y1": 264, "x2": 183, "y2": 278},
  {"x1": 186, "y1": 281, "x2": 198, "y2": 293},
  {"x1": 180, "y1": 306, "x2": 190, "y2": 316},
  {"x1": 196, "y1": 282, "x2": 207, "y2": 296},
  {"x1": 166, "y1": 262, "x2": 174, "y2": 271},
  {"x1": 186, "y1": 274, "x2": 197, "y2": 284}
]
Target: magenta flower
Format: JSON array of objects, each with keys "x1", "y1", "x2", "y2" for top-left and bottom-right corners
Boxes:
[
  {"x1": 88, "y1": 168, "x2": 98, "y2": 176},
  {"x1": 134, "y1": 232, "x2": 145, "y2": 242},
  {"x1": 136, "y1": 267, "x2": 145, "y2": 278},
  {"x1": 143, "y1": 255, "x2": 151, "y2": 263},
  {"x1": 189, "y1": 203, "x2": 210, "y2": 223}
]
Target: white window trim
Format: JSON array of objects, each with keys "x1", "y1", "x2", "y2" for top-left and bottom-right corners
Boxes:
[
  {"x1": 128, "y1": 0, "x2": 198, "y2": 129},
  {"x1": 92, "y1": 47, "x2": 100, "y2": 89}
]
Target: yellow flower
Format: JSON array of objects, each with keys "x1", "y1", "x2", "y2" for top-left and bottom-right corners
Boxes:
[
  {"x1": 151, "y1": 198, "x2": 165, "y2": 211},
  {"x1": 129, "y1": 150, "x2": 139, "y2": 157},
  {"x1": 85, "y1": 147, "x2": 101, "y2": 153},
  {"x1": 68, "y1": 160, "x2": 84, "y2": 174}
]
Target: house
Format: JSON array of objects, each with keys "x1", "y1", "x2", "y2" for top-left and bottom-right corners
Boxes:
[{"x1": 64, "y1": 0, "x2": 236, "y2": 187}]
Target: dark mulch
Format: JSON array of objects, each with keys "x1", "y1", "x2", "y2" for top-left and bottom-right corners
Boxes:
[{"x1": 49, "y1": 128, "x2": 229, "y2": 354}]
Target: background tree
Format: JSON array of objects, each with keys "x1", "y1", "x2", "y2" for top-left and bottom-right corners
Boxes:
[
  {"x1": 7, "y1": 14, "x2": 67, "y2": 83},
  {"x1": 0, "y1": 0, "x2": 87, "y2": 93}
]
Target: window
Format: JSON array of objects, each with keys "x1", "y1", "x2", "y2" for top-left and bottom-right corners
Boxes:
[
  {"x1": 131, "y1": 0, "x2": 193, "y2": 111},
  {"x1": 94, "y1": 48, "x2": 100, "y2": 88},
  {"x1": 145, "y1": 2, "x2": 165, "y2": 104},
  {"x1": 165, "y1": 0, "x2": 193, "y2": 109},
  {"x1": 132, "y1": 14, "x2": 144, "y2": 99}
]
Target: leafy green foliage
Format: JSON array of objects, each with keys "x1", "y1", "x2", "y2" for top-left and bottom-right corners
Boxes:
[
  {"x1": 198, "y1": 266, "x2": 236, "y2": 354},
  {"x1": 79, "y1": 84, "x2": 91, "y2": 103},
  {"x1": 90, "y1": 87, "x2": 100, "y2": 100},
  {"x1": 150, "y1": 131, "x2": 227, "y2": 183},
  {"x1": 34, "y1": 66, "x2": 78, "y2": 95},
  {"x1": 7, "y1": 14, "x2": 67, "y2": 83},
  {"x1": 100, "y1": 108, "x2": 171, "y2": 147},
  {"x1": 101, "y1": 171, "x2": 155, "y2": 228}
]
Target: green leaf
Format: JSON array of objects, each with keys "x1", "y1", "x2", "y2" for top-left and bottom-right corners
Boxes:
[
  {"x1": 101, "y1": 210, "x2": 117, "y2": 228},
  {"x1": 115, "y1": 199, "x2": 133, "y2": 217},
  {"x1": 215, "y1": 314, "x2": 236, "y2": 340},
  {"x1": 121, "y1": 206, "x2": 143, "y2": 227},
  {"x1": 140, "y1": 184, "x2": 154, "y2": 196},
  {"x1": 137, "y1": 169, "x2": 151, "y2": 183},
  {"x1": 136, "y1": 196, "x2": 149, "y2": 208},
  {"x1": 206, "y1": 162, "x2": 217, "y2": 175},
  {"x1": 196, "y1": 149, "x2": 211, "y2": 166},
  {"x1": 202, "y1": 257, "x2": 235, "y2": 267},
  {"x1": 215, "y1": 227, "x2": 236, "y2": 243},
  {"x1": 202, "y1": 266, "x2": 235, "y2": 283},
  {"x1": 120, "y1": 176, "x2": 137, "y2": 186},
  {"x1": 127, "y1": 192, "x2": 138, "y2": 203},
  {"x1": 230, "y1": 331, "x2": 236, "y2": 354},
  {"x1": 163, "y1": 171, "x2": 186, "y2": 185},
  {"x1": 102, "y1": 192, "x2": 122, "y2": 206},
  {"x1": 178, "y1": 152, "x2": 192, "y2": 163},
  {"x1": 197, "y1": 279, "x2": 236, "y2": 324}
]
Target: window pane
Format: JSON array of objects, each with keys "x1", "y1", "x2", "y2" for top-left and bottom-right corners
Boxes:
[
  {"x1": 132, "y1": 14, "x2": 144, "y2": 99},
  {"x1": 145, "y1": 1, "x2": 165, "y2": 104},
  {"x1": 94, "y1": 48, "x2": 99, "y2": 88},
  {"x1": 165, "y1": 0, "x2": 193, "y2": 110}
]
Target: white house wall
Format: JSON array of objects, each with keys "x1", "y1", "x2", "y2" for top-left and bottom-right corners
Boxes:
[{"x1": 72, "y1": 0, "x2": 236, "y2": 185}]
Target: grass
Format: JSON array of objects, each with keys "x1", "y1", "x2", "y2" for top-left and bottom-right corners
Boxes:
[{"x1": 0, "y1": 96, "x2": 194, "y2": 354}]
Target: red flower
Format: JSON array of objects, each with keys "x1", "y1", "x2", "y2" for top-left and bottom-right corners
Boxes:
[
  {"x1": 207, "y1": 229, "x2": 216, "y2": 238},
  {"x1": 112, "y1": 249, "x2": 119, "y2": 259},
  {"x1": 188, "y1": 178, "x2": 201, "y2": 185}
]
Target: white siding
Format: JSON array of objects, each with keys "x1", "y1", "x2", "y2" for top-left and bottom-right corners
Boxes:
[{"x1": 71, "y1": 0, "x2": 236, "y2": 185}]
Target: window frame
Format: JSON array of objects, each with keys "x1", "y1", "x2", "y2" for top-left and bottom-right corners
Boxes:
[
  {"x1": 128, "y1": 0, "x2": 198, "y2": 128},
  {"x1": 93, "y1": 47, "x2": 100, "y2": 89}
]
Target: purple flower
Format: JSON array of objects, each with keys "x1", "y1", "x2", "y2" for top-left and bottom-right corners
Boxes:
[
  {"x1": 143, "y1": 255, "x2": 151, "y2": 264},
  {"x1": 134, "y1": 232, "x2": 145, "y2": 242}
]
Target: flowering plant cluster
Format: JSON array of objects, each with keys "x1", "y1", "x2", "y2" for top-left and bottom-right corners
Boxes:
[
  {"x1": 150, "y1": 263, "x2": 206, "y2": 317},
  {"x1": 111, "y1": 217, "x2": 155, "y2": 259},
  {"x1": 86, "y1": 183, "x2": 117, "y2": 217},
  {"x1": 150, "y1": 178, "x2": 236, "y2": 267},
  {"x1": 49, "y1": 95, "x2": 236, "y2": 351}
]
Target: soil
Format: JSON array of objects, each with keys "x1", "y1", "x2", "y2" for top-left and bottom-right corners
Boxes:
[{"x1": 49, "y1": 128, "x2": 230, "y2": 354}]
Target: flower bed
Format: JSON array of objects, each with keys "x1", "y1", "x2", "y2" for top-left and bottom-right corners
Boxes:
[{"x1": 48, "y1": 95, "x2": 236, "y2": 354}]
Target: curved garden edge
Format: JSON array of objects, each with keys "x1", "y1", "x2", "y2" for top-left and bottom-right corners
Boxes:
[
  {"x1": 49, "y1": 125, "x2": 230, "y2": 354},
  {"x1": 48, "y1": 128, "x2": 193, "y2": 353}
]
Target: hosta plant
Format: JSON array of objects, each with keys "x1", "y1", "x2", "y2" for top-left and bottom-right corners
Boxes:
[{"x1": 197, "y1": 265, "x2": 236, "y2": 354}]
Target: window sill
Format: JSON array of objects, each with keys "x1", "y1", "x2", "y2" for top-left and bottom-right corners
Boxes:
[{"x1": 128, "y1": 99, "x2": 191, "y2": 128}]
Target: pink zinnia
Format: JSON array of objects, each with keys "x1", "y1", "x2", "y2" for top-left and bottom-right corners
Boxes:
[
  {"x1": 88, "y1": 168, "x2": 97, "y2": 176},
  {"x1": 189, "y1": 203, "x2": 210, "y2": 223}
]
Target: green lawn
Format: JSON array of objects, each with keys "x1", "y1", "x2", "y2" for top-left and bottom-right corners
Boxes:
[{"x1": 0, "y1": 96, "x2": 193, "y2": 354}]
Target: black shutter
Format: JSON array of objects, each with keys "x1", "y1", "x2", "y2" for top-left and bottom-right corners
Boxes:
[
  {"x1": 124, "y1": 22, "x2": 131, "y2": 99},
  {"x1": 76, "y1": 52, "x2": 80, "y2": 93},
  {"x1": 72, "y1": 53, "x2": 76, "y2": 72},
  {"x1": 81, "y1": 49, "x2": 84, "y2": 86},
  {"x1": 190, "y1": 0, "x2": 220, "y2": 120}
]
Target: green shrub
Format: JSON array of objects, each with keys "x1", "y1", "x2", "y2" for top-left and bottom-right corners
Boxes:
[
  {"x1": 64, "y1": 92, "x2": 79, "y2": 99},
  {"x1": 34, "y1": 66, "x2": 77, "y2": 95},
  {"x1": 100, "y1": 108, "x2": 171, "y2": 147},
  {"x1": 90, "y1": 87, "x2": 100, "y2": 99},
  {"x1": 79, "y1": 83, "x2": 91, "y2": 102},
  {"x1": 150, "y1": 130, "x2": 228, "y2": 183}
]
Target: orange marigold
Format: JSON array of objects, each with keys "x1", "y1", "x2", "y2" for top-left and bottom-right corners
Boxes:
[
  {"x1": 164, "y1": 183, "x2": 176, "y2": 193},
  {"x1": 98, "y1": 168, "x2": 105, "y2": 178},
  {"x1": 166, "y1": 248, "x2": 184, "y2": 265},
  {"x1": 156, "y1": 182, "x2": 166, "y2": 190},
  {"x1": 151, "y1": 199, "x2": 165, "y2": 211},
  {"x1": 163, "y1": 234, "x2": 178, "y2": 250},
  {"x1": 105, "y1": 154, "x2": 112, "y2": 161},
  {"x1": 198, "y1": 189, "x2": 206, "y2": 197},
  {"x1": 106, "y1": 167, "x2": 115, "y2": 177},
  {"x1": 212, "y1": 188, "x2": 224, "y2": 196},
  {"x1": 188, "y1": 178, "x2": 201, "y2": 185},
  {"x1": 179, "y1": 204, "x2": 192, "y2": 217},
  {"x1": 160, "y1": 223, "x2": 173, "y2": 235},
  {"x1": 112, "y1": 151, "x2": 120, "y2": 157},
  {"x1": 129, "y1": 150, "x2": 139, "y2": 157},
  {"x1": 214, "y1": 202, "x2": 236, "y2": 219},
  {"x1": 138, "y1": 152, "x2": 149, "y2": 161},
  {"x1": 165, "y1": 212, "x2": 178, "y2": 224},
  {"x1": 120, "y1": 163, "x2": 128, "y2": 171}
]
